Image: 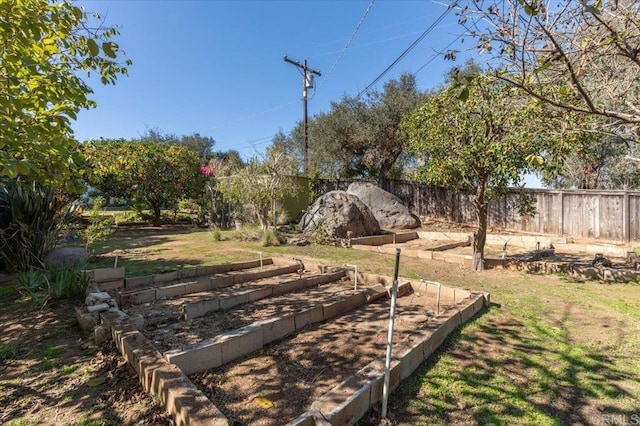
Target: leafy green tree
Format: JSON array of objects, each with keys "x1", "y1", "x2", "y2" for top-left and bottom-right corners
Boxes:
[
  {"x1": 83, "y1": 140, "x2": 205, "y2": 225},
  {"x1": 280, "y1": 73, "x2": 428, "y2": 183},
  {"x1": 538, "y1": 109, "x2": 640, "y2": 190},
  {"x1": 143, "y1": 129, "x2": 216, "y2": 160},
  {"x1": 211, "y1": 149, "x2": 245, "y2": 169},
  {"x1": 0, "y1": 0, "x2": 130, "y2": 189},
  {"x1": 402, "y1": 73, "x2": 563, "y2": 270},
  {"x1": 83, "y1": 196, "x2": 113, "y2": 252},
  {"x1": 199, "y1": 151, "x2": 245, "y2": 227},
  {"x1": 362, "y1": 73, "x2": 431, "y2": 184},
  {"x1": 545, "y1": 130, "x2": 622, "y2": 189},
  {"x1": 547, "y1": 134, "x2": 640, "y2": 190}
]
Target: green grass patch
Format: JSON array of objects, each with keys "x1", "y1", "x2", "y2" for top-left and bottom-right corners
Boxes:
[
  {"x1": 70, "y1": 417, "x2": 116, "y2": 426},
  {"x1": 29, "y1": 343, "x2": 64, "y2": 371},
  {"x1": 0, "y1": 342, "x2": 20, "y2": 360},
  {"x1": 61, "y1": 388, "x2": 81, "y2": 403},
  {"x1": 387, "y1": 285, "x2": 640, "y2": 424},
  {"x1": 60, "y1": 364, "x2": 80, "y2": 376}
]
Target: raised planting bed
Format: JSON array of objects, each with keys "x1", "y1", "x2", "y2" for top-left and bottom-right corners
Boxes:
[
  {"x1": 186, "y1": 284, "x2": 484, "y2": 425},
  {"x1": 99, "y1": 256, "x2": 489, "y2": 425}
]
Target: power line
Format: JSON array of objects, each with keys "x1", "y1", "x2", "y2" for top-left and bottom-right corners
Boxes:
[
  {"x1": 216, "y1": 127, "x2": 298, "y2": 159},
  {"x1": 312, "y1": 15, "x2": 425, "y2": 51},
  {"x1": 414, "y1": 33, "x2": 463, "y2": 75},
  {"x1": 311, "y1": 30, "x2": 426, "y2": 60},
  {"x1": 313, "y1": 0, "x2": 375, "y2": 95},
  {"x1": 356, "y1": 4, "x2": 454, "y2": 98}
]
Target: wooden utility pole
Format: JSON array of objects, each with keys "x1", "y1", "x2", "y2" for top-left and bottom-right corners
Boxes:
[{"x1": 283, "y1": 55, "x2": 321, "y2": 176}]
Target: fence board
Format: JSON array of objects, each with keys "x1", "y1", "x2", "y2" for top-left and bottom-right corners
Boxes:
[{"x1": 314, "y1": 178, "x2": 640, "y2": 243}]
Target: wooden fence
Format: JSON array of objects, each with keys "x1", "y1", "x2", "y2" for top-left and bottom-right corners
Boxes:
[{"x1": 314, "y1": 179, "x2": 640, "y2": 243}]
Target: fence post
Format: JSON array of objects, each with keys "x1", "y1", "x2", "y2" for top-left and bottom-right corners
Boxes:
[
  {"x1": 624, "y1": 190, "x2": 630, "y2": 243},
  {"x1": 559, "y1": 190, "x2": 564, "y2": 237}
]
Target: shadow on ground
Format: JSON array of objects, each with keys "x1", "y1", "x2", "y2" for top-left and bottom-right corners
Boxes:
[{"x1": 381, "y1": 304, "x2": 637, "y2": 425}]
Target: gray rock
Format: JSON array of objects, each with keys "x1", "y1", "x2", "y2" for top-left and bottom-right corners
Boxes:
[
  {"x1": 85, "y1": 291, "x2": 112, "y2": 306},
  {"x1": 75, "y1": 306, "x2": 98, "y2": 331},
  {"x1": 87, "y1": 302, "x2": 110, "y2": 313},
  {"x1": 94, "y1": 324, "x2": 112, "y2": 344},
  {"x1": 44, "y1": 247, "x2": 89, "y2": 267},
  {"x1": 299, "y1": 190, "x2": 380, "y2": 238},
  {"x1": 346, "y1": 182, "x2": 420, "y2": 229}
]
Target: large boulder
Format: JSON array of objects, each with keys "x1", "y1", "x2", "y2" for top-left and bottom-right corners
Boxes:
[
  {"x1": 346, "y1": 182, "x2": 420, "y2": 230},
  {"x1": 299, "y1": 190, "x2": 380, "y2": 238}
]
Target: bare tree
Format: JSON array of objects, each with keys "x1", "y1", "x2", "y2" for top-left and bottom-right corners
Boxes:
[{"x1": 454, "y1": 0, "x2": 640, "y2": 147}]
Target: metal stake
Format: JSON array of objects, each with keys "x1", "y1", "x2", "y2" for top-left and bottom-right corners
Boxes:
[
  {"x1": 343, "y1": 264, "x2": 358, "y2": 291},
  {"x1": 257, "y1": 251, "x2": 263, "y2": 270},
  {"x1": 382, "y1": 248, "x2": 401, "y2": 419}
]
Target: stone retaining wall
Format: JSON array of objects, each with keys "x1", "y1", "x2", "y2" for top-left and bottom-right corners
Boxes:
[
  {"x1": 118, "y1": 263, "x2": 303, "y2": 307},
  {"x1": 112, "y1": 322, "x2": 229, "y2": 425},
  {"x1": 77, "y1": 257, "x2": 490, "y2": 425}
]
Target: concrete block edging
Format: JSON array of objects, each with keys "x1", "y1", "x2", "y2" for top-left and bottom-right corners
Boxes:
[{"x1": 289, "y1": 291, "x2": 489, "y2": 425}]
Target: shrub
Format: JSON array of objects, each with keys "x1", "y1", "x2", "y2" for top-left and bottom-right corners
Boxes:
[
  {"x1": 231, "y1": 224, "x2": 281, "y2": 247},
  {"x1": 232, "y1": 224, "x2": 264, "y2": 242},
  {"x1": 209, "y1": 225, "x2": 222, "y2": 241},
  {"x1": 45, "y1": 263, "x2": 89, "y2": 299},
  {"x1": 272, "y1": 201, "x2": 290, "y2": 226},
  {"x1": 0, "y1": 180, "x2": 77, "y2": 272},
  {"x1": 307, "y1": 218, "x2": 339, "y2": 246},
  {"x1": 83, "y1": 196, "x2": 114, "y2": 252},
  {"x1": 17, "y1": 263, "x2": 89, "y2": 303},
  {"x1": 261, "y1": 230, "x2": 280, "y2": 247},
  {"x1": 128, "y1": 202, "x2": 152, "y2": 221}
]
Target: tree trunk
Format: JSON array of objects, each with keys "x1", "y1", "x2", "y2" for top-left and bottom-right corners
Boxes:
[
  {"x1": 472, "y1": 187, "x2": 488, "y2": 271},
  {"x1": 153, "y1": 206, "x2": 162, "y2": 226},
  {"x1": 257, "y1": 205, "x2": 270, "y2": 230},
  {"x1": 377, "y1": 161, "x2": 392, "y2": 191},
  {"x1": 152, "y1": 204, "x2": 162, "y2": 227}
]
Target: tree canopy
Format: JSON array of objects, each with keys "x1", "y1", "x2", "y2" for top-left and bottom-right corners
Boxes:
[
  {"x1": 277, "y1": 73, "x2": 429, "y2": 184},
  {"x1": 402, "y1": 72, "x2": 564, "y2": 269},
  {"x1": 83, "y1": 139, "x2": 205, "y2": 225},
  {"x1": 0, "y1": 0, "x2": 130, "y2": 189},
  {"x1": 142, "y1": 129, "x2": 216, "y2": 161},
  {"x1": 216, "y1": 145, "x2": 299, "y2": 229}
]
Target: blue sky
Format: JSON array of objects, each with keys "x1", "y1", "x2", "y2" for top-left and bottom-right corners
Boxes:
[{"x1": 73, "y1": 0, "x2": 472, "y2": 158}]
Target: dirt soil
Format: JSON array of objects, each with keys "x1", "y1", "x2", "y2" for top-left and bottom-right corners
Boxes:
[
  {"x1": 3, "y1": 223, "x2": 637, "y2": 426},
  {"x1": 0, "y1": 293, "x2": 172, "y2": 425},
  {"x1": 133, "y1": 277, "x2": 358, "y2": 352},
  {"x1": 125, "y1": 267, "x2": 462, "y2": 425},
  {"x1": 186, "y1": 289, "x2": 462, "y2": 425}
]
